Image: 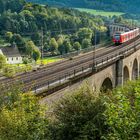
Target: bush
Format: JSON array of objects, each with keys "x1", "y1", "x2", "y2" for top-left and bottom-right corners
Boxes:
[
  {"x1": 23, "y1": 57, "x2": 30, "y2": 64},
  {"x1": 0, "y1": 85, "x2": 49, "y2": 140},
  {"x1": 104, "y1": 80, "x2": 140, "y2": 140},
  {"x1": 48, "y1": 80, "x2": 140, "y2": 140},
  {"x1": 3, "y1": 65, "x2": 15, "y2": 77},
  {"x1": 49, "y1": 85, "x2": 108, "y2": 140}
]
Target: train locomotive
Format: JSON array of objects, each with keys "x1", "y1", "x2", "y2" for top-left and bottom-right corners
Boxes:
[{"x1": 113, "y1": 28, "x2": 139, "y2": 44}]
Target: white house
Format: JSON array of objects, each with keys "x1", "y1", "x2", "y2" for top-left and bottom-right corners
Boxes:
[{"x1": 0, "y1": 45, "x2": 23, "y2": 64}]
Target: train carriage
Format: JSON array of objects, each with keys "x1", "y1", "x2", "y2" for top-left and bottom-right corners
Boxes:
[{"x1": 113, "y1": 28, "x2": 139, "y2": 44}]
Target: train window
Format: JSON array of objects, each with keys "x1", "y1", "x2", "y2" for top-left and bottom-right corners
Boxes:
[{"x1": 114, "y1": 35, "x2": 120, "y2": 40}]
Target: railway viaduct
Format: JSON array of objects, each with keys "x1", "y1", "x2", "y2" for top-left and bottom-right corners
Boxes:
[
  {"x1": 2, "y1": 37, "x2": 140, "y2": 97},
  {"x1": 89, "y1": 50, "x2": 140, "y2": 92},
  {"x1": 51, "y1": 44, "x2": 140, "y2": 95}
]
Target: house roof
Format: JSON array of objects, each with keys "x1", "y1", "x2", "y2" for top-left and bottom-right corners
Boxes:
[{"x1": 0, "y1": 46, "x2": 21, "y2": 57}]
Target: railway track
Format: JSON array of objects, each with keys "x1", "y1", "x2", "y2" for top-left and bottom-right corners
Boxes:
[
  {"x1": 0, "y1": 45, "x2": 114, "y2": 84},
  {"x1": 1, "y1": 36, "x2": 140, "y2": 95},
  {"x1": 24, "y1": 37, "x2": 140, "y2": 91}
]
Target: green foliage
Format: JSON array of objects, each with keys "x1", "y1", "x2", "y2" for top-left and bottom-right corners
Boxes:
[
  {"x1": 49, "y1": 38, "x2": 58, "y2": 54},
  {"x1": 26, "y1": 40, "x2": 41, "y2": 61},
  {"x1": 3, "y1": 65, "x2": 15, "y2": 77},
  {"x1": 82, "y1": 39, "x2": 91, "y2": 49},
  {"x1": 32, "y1": 47, "x2": 41, "y2": 61},
  {"x1": 26, "y1": 40, "x2": 36, "y2": 57},
  {"x1": 63, "y1": 40, "x2": 72, "y2": 54},
  {"x1": 77, "y1": 28, "x2": 92, "y2": 43},
  {"x1": 57, "y1": 39, "x2": 72, "y2": 55},
  {"x1": 23, "y1": 57, "x2": 30, "y2": 64},
  {"x1": 49, "y1": 85, "x2": 108, "y2": 140},
  {"x1": 48, "y1": 80, "x2": 140, "y2": 140},
  {"x1": 57, "y1": 36, "x2": 64, "y2": 47},
  {"x1": 104, "y1": 80, "x2": 140, "y2": 140},
  {"x1": 5, "y1": 32, "x2": 13, "y2": 42},
  {"x1": 28, "y1": 0, "x2": 140, "y2": 14},
  {"x1": 1, "y1": 74, "x2": 140, "y2": 139},
  {"x1": 0, "y1": 0, "x2": 108, "y2": 56},
  {"x1": 0, "y1": 0, "x2": 25, "y2": 13},
  {"x1": 0, "y1": 54, "x2": 6, "y2": 69},
  {"x1": 0, "y1": 85, "x2": 49, "y2": 140},
  {"x1": 31, "y1": 32, "x2": 42, "y2": 46},
  {"x1": 11, "y1": 34, "x2": 26, "y2": 52},
  {"x1": 73, "y1": 41, "x2": 81, "y2": 51}
]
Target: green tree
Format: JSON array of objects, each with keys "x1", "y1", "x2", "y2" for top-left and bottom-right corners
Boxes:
[
  {"x1": 50, "y1": 85, "x2": 108, "y2": 140},
  {"x1": 0, "y1": 86, "x2": 49, "y2": 140},
  {"x1": 0, "y1": 54, "x2": 6, "y2": 69},
  {"x1": 104, "y1": 80, "x2": 140, "y2": 140},
  {"x1": 32, "y1": 48, "x2": 41, "y2": 61},
  {"x1": 31, "y1": 32, "x2": 42, "y2": 46},
  {"x1": 57, "y1": 37, "x2": 64, "y2": 55},
  {"x1": 5, "y1": 31, "x2": 13, "y2": 42},
  {"x1": 26, "y1": 40, "x2": 36, "y2": 57},
  {"x1": 73, "y1": 42, "x2": 81, "y2": 51},
  {"x1": 63, "y1": 40, "x2": 72, "y2": 54},
  {"x1": 26, "y1": 40, "x2": 41, "y2": 61},
  {"x1": 57, "y1": 37, "x2": 64, "y2": 47},
  {"x1": 11, "y1": 34, "x2": 26, "y2": 52},
  {"x1": 82, "y1": 39, "x2": 91, "y2": 49},
  {"x1": 49, "y1": 38, "x2": 58, "y2": 54},
  {"x1": 77, "y1": 28, "x2": 92, "y2": 43},
  {"x1": 58, "y1": 45, "x2": 64, "y2": 55},
  {"x1": 3, "y1": 65, "x2": 15, "y2": 77}
]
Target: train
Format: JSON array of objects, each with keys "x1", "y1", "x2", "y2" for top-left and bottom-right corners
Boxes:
[{"x1": 113, "y1": 28, "x2": 139, "y2": 44}]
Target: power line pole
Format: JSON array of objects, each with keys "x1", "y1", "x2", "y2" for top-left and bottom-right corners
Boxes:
[
  {"x1": 91, "y1": 30, "x2": 97, "y2": 71},
  {"x1": 41, "y1": 28, "x2": 44, "y2": 60}
]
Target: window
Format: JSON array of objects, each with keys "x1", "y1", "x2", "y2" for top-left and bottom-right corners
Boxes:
[
  {"x1": 12, "y1": 58, "x2": 13, "y2": 61},
  {"x1": 7, "y1": 58, "x2": 8, "y2": 61},
  {"x1": 16, "y1": 57, "x2": 18, "y2": 60},
  {"x1": 114, "y1": 35, "x2": 120, "y2": 41}
]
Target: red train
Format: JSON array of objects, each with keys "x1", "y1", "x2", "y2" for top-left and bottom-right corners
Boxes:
[{"x1": 113, "y1": 28, "x2": 139, "y2": 44}]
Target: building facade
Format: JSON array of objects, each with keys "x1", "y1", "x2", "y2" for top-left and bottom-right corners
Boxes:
[{"x1": 0, "y1": 45, "x2": 22, "y2": 64}]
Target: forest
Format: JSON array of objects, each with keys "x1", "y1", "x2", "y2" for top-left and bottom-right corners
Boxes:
[
  {"x1": 0, "y1": 0, "x2": 133, "y2": 61},
  {"x1": 27, "y1": 0, "x2": 140, "y2": 13},
  {"x1": 0, "y1": 0, "x2": 109, "y2": 59}
]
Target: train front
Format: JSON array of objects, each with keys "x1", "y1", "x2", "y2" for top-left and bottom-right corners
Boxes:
[{"x1": 113, "y1": 33, "x2": 121, "y2": 44}]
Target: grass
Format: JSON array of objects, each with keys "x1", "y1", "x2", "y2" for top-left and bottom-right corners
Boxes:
[
  {"x1": 1, "y1": 57, "x2": 62, "y2": 77},
  {"x1": 76, "y1": 8, "x2": 124, "y2": 17},
  {"x1": 37, "y1": 57, "x2": 62, "y2": 65}
]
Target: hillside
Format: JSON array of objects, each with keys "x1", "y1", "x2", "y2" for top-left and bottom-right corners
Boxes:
[
  {"x1": 0, "y1": 0, "x2": 111, "y2": 58},
  {"x1": 27, "y1": 0, "x2": 140, "y2": 13}
]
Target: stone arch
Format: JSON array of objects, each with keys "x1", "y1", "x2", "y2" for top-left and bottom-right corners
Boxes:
[
  {"x1": 132, "y1": 59, "x2": 138, "y2": 80},
  {"x1": 123, "y1": 66, "x2": 130, "y2": 83},
  {"x1": 100, "y1": 77, "x2": 113, "y2": 92}
]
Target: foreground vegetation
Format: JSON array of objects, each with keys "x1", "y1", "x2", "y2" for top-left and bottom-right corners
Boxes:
[{"x1": 1, "y1": 79, "x2": 140, "y2": 139}]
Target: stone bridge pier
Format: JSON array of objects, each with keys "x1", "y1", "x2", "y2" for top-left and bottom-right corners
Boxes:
[
  {"x1": 45, "y1": 45, "x2": 140, "y2": 102},
  {"x1": 89, "y1": 48, "x2": 140, "y2": 92}
]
